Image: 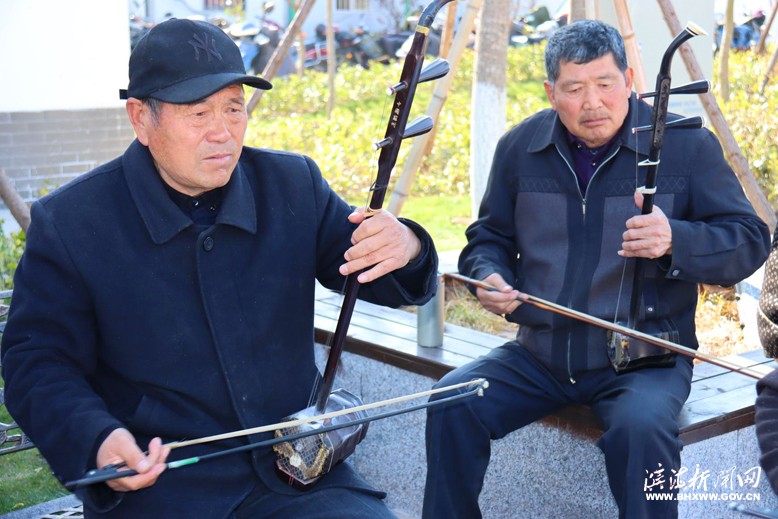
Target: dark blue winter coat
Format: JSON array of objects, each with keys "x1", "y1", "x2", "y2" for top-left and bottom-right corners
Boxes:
[{"x1": 1, "y1": 139, "x2": 438, "y2": 517}]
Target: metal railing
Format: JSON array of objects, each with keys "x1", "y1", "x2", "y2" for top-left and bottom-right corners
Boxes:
[{"x1": 0, "y1": 289, "x2": 34, "y2": 455}]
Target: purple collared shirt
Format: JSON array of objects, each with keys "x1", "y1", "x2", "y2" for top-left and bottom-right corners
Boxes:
[{"x1": 566, "y1": 130, "x2": 619, "y2": 193}]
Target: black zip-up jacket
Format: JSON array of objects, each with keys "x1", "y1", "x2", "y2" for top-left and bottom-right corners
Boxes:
[{"x1": 460, "y1": 95, "x2": 770, "y2": 381}]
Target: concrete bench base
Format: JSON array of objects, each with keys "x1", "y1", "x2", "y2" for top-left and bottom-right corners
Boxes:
[{"x1": 330, "y1": 348, "x2": 778, "y2": 518}]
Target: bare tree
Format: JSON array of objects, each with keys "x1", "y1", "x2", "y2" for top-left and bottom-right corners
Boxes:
[
  {"x1": 569, "y1": 0, "x2": 597, "y2": 22},
  {"x1": 469, "y1": 0, "x2": 511, "y2": 217},
  {"x1": 761, "y1": 42, "x2": 778, "y2": 94},
  {"x1": 247, "y1": 0, "x2": 317, "y2": 115},
  {"x1": 326, "y1": 0, "x2": 336, "y2": 117},
  {"x1": 756, "y1": 2, "x2": 778, "y2": 55}
]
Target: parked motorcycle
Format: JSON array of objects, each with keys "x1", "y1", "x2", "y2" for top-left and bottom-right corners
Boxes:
[
  {"x1": 374, "y1": 29, "x2": 413, "y2": 62},
  {"x1": 353, "y1": 25, "x2": 392, "y2": 65},
  {"x1": 129, "y1": 14, "x2": 154, "y2": 50},
  {"x1": 510, "y1": 6, "x2": 567, "y2": 46},
  {"x1": 714, "y1": 11, "x2": 765, "y2": 53},
  {"x1": 303, "y1": 23, "x2": 371, "y2": 71}
]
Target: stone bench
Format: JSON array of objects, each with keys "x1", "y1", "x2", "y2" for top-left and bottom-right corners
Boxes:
[{"x1": 312, "y1": 279, "x2": 778, "y2": 518}]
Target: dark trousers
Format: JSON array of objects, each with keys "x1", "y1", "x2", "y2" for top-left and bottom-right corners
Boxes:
[
  {"x1": 230, "y1": 459, "x2": 396, "y2": 519},
  {"x1": 232, "y1": 482, "x2": 396, "y2": 519},
  {"x1": 422, "y1": 342, "x2": 693, "y2": 519}
]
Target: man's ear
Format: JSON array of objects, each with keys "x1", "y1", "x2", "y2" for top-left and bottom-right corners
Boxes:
[
  {"x1": 543, "y1": 80, "x2": 557, "y2": 110},
  {"x1": 125, "y1": 99, "x2": 151, "y2": 146},
  {"x1": 624, "y1": 66, "x2": 635, "y2": 92}
]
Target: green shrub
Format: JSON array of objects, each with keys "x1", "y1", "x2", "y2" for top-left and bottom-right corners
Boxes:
[
  {"x1": 0, "y1": 223, "x2": 24, "y2": 291},
  {"x1": 248, "y1": 44, "x2": 778, "y2": 213},
  {"x1": 713, "y1": 46, "x2": 778, "y2": 208},
  {"x1": 246, "y1": 46, "x2": 549, "y2": 200}
]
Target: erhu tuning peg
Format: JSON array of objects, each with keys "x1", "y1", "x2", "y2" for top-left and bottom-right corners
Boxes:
[
  {"x1": 638, "y1": 79, "x2": 711, "y2": 100},
  {"x1": 402, "y1": 115, "x2": 434, "y2": 139},
  {"x1": 386, "y1": 58, "x2": 451, "y2": 95},
  {"x1": 373, "y1": 116, "x2": 434, "y2": 150},
  {"x1": 418, "y1": 58, "x2": 450, "y2": 84},
  {"x1": 632, "y1": 115, "x2": 706, "y2": 134}
]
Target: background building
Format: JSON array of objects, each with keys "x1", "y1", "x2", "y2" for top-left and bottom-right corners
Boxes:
[{"x1": 0, "y1": 0, "x2": 774, "y2": 231}]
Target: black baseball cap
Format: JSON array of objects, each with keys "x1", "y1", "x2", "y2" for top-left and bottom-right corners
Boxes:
[{"x1": 119, "y1": 18, "x2": 272, "y2": 103}]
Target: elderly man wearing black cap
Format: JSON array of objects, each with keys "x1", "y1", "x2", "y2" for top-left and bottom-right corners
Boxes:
[{"x1": 1, "y1": 18, "x2": 437, "y2": 518}]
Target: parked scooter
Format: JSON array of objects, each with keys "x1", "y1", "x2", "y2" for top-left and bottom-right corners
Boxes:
[
  {"x1": 374, "y1": 29, "x2": 413, "y2": 62},
  {"x1": 353, "y1": 25, "x2": 392, "y2": 65},
  {"x1": 227, "y1": 2, "x2": 296, "y2": 76}
]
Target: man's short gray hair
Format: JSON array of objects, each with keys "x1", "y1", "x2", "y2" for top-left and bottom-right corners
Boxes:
[
  {"x1": 144, "y1": 97, "x2": 163, "y2": 125},
  {"x1": 544, "y1": 20, "x2": 628, "y2": 85}
]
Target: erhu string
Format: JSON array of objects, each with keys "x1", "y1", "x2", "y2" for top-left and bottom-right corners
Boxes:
[
  {"x1": 306, "y1": 76, "x2": 395, "y2": 411},
  {"x1": 612, "y1": 87, "x2": 642, "y2": 327}
]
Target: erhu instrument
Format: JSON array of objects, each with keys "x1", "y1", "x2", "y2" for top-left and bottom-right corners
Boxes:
[
  {"x1": 607, "y1": 21, "x2": 713, "y2": 373},
  {"x1": 272, "y1": 0, "x2": 456, "y2": 489},
  {"x1": 64, "y1": 0, "x2": 488, "y2": 491}
]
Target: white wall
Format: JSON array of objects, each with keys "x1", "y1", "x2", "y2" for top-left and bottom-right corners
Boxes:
[
  {"x1": 0, "y1": 0, "x2": 129, "y2": 112},
  {"x1": 599, "y1": 0, "x2": 716, "y2": 120}
]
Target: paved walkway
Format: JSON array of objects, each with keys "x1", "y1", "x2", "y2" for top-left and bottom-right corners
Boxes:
[{"x1": 0, "y1": 496, "x2": 81, "y2": 519}]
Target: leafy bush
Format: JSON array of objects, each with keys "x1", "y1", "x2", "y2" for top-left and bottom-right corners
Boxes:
[
  {"x1": 0, "y1": 223, "x2": 24, "y2": 290},
  {"x1": 246, "y1": 45, "x2": 549, "y2": 200},
  {"x1": 248, "y1": 44, "x2": 778, "y2": 213},
  {"x1": 713, "y1": 47, "x2": 778, "y2": 208}
]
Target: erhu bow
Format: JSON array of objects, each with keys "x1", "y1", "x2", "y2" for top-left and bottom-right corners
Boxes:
[
  {"x1": 607, "y1": 21, "x2": 713, "y2": 373},
  {"x1": 64, "y1": 379, "x2": 488, "y2": 490},
  {"x1": 446, "y1": 272, "x2": 770, "y2": 380},
  {"x1": 272, "y1": 0, "x2": 456, "y2": 489}
]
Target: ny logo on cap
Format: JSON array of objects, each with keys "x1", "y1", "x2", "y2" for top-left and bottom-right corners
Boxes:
[{"x1": 188, "y1": 32, "x2": 223, "y2": 62}]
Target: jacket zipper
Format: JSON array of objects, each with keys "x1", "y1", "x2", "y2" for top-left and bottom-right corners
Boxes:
[{"x1": 555, "y1": 145, "x2": 620, "y2": 383}]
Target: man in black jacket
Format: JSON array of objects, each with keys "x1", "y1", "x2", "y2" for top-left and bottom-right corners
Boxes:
[
  {"x1": 423, "y1": 20, "x2": 769, "y2": 519},
  {"x1": 2, "y1": 18, "x2": 438, "y2": 518}
]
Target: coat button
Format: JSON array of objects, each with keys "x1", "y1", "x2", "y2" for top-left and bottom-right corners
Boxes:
[
  {"x1": 671, "y1": 269, "x2": 681, "y2": 277},
  {"x1": 203, "y1": 236, "x2": 214, "y2": 251}
]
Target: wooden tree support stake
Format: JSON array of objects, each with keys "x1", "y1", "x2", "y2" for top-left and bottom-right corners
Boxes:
[
  {"x1": 387, "y1": 0, "x2": 483, "y2": 216},
  {"x1": 657, "y1": 0, "x2": 777, "y2": 231},
  {"x1": 0, "y1": 168, "x2": 30, "y2": 233},
  {"x1": 247, "y1": 0, "x2": 317, "y2": 115}
]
